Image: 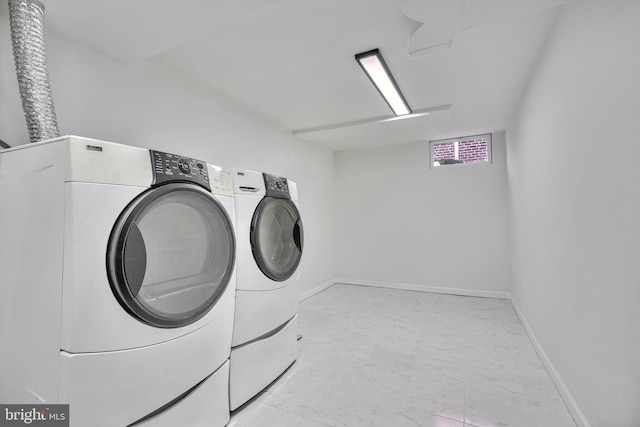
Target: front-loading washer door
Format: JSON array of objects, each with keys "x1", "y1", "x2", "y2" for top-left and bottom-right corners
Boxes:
[
  {"x1": 250, "y1": 197, "x2": 303, "y2": 282},
  {"x1": 107, "y1": 183, "x2": 235, "y2": 328}
]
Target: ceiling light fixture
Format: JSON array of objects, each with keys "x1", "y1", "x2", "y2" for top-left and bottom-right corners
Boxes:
[{"x1": 355, "y1": 48, "x2": 411, "y2": 116}]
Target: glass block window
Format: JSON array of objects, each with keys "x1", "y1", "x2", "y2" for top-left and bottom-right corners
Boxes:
[{"x1": 430, "y1": 134, "x2": 491, "y2": 167}]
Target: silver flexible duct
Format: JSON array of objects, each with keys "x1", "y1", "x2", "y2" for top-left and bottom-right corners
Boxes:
[{"x1": 9, "y1": 0, "x2": 60, "y2": 143}]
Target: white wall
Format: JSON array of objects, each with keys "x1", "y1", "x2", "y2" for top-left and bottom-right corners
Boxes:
[
  {"x1": 335, "y1": 131, "x2": 509, "y2": 292},
  {"x1": 0, "y1": 14, "x2": 337, "y2": 296},
  {"x1": 508, "y1": 1, "x2": 640, "y2": 426},
  {"x1": 5, "y1": 4, "x2": 639, "y2": 424}
]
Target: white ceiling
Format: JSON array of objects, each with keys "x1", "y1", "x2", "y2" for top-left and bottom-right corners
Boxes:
[{"x1": 42, "y1": 0, "x2": 568, "y2": 151}]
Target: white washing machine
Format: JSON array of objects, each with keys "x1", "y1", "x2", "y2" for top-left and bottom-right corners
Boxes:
[
  {"x1": 0, "y1": 136, "x2": 236, "y2": 427},
  {"x1": 229, "y1": 169, "x2": 303, "y2": 410}
]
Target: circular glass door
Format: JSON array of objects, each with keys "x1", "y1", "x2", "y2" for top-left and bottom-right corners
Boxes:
[
  {"x1": 107, "y1": 183, "x2": 235, "y2": 328},
  {"x1": 250, "y1": 197, "x2": 303, "y2": 281}
]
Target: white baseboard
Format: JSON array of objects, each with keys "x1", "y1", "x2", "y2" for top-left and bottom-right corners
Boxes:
[
  {"x1": 298, "y1": 279, "x2": 335, "y2": 301},
  {"x1": 300, "y1": 277, "x2": 588, "y2": 427},
  {"x1": 332, "y1": 277, "x2": 512, "y2": 300},
  {"x1": 509, "y1": 298, "x2": 589, "y2": 427}
]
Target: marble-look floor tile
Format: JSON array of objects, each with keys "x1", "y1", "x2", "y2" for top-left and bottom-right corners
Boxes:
[
  {"x1": 392, "y1": 407, "x2": 466, "y2": 427},
  {"x1": 230, "y1": 284, "x2": 577, "y2": 427},
  {"x1": 258, "y1": 352, "x2": 410, "y2": 427},
  {"x1": 229, "y1": 401, "x2": 331, "y2": 427},
  {"x1": 400, "y1": 376, "x2": 466, "y2": 423},
  {"x1": 464, "y1": 371, "x2": 533, "y2": 427}
]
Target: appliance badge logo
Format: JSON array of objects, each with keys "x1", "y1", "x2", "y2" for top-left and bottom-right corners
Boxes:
[{"x1": 0, "y1": 405, "x2": 68, "y2": 426}]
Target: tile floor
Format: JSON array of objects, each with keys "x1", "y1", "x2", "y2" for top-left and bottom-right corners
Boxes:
[{"x1": 229, "y1": 284, "x2": 577, "y2": 427}]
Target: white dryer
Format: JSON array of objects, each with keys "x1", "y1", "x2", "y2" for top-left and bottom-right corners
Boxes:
[
  {"x1": 0, "y1": 136, "x2": 236, "y2": 427},
  {"x1": 229, "y1": 169, "x2": 303, "y2": 410}
]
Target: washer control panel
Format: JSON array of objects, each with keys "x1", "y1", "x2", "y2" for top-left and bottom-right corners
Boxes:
[
  {"x1": 264, "y1": 173, "x2": 290, "y2": 199},
  {"x1": 150, "y1": 150, "x2": 211, "y2": 191}
]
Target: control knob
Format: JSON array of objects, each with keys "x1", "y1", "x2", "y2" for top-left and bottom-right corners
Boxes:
[{"x1": 178, "y1": 159, "x2": 191, "y2": 174}]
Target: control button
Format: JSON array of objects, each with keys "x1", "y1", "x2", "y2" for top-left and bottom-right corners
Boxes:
[{"x1": 197, "y1": 162, "x2": 204, "y2": 169}]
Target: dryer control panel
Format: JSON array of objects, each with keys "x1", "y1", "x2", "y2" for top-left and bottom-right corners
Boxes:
[
  {"x1": 264, "y1": 173, "x2": 290, "y2": 199},
  {"x1": 150, "y1": 150, "x2": 211, "y2": 191}
]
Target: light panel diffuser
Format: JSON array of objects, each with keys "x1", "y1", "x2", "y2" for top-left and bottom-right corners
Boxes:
[{"x1": 356, "y1": 49, "x2": 411, "y2": 116}]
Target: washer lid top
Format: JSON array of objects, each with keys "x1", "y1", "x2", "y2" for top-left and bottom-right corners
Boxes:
[{"x1": 107, "y1": 182, "x2": 235, "y2": 328}]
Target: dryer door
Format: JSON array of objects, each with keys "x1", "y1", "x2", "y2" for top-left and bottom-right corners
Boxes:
[
  {"x1": 250, "y1": 197, "x2": 303, "y2": 282},
  {"x1": 107, "y1": 183, "x2": 235, "y2": 328}
]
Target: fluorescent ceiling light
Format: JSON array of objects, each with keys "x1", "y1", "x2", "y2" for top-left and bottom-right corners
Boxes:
[{"x1": 355, "y1": 48, "x2": 411, "y2": 116}]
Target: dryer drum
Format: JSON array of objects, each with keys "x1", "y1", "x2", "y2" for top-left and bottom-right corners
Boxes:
[
  {"x1": 250, "y1": 197, "x2": 303, "y2": 282},
  {"x1": 106, "y1": 183, "x2": 236, "y2": 328}
]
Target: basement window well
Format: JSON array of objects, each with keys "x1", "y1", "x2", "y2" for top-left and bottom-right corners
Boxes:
[{"x1": 430, "y1": 134, "x2": 491, "y2": 168}]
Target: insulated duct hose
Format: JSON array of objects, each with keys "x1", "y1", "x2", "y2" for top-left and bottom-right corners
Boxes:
[{"x1": 9, "y1": 0, "x2": 60, "y2": 143}]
